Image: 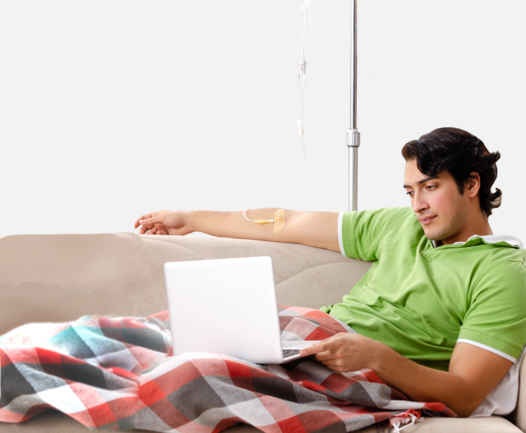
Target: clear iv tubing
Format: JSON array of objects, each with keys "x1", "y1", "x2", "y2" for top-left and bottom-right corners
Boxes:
[
  {"x1": 278, "y1": 6, "x2": 308, "y2": 209},
  {"x1": 244, "y1": 4, "x2": 310, "y2": 224}
]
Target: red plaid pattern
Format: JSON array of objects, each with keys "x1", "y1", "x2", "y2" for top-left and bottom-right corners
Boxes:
[{"x1": 0, "y1": 307, "x2": 454, "y2": 431}]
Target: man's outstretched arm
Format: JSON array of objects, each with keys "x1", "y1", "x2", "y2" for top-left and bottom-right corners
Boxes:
[
  {"x1": 300, "y1": 334, "x2": 513, "y2": 417},
  {"x1": 134, "y1": 209, "x2": 340, "y2": 252}
]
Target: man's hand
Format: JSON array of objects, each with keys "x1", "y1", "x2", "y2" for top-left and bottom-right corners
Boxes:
[
  {"x1": 300, "y1": 333, "x2": 386, "y2": 372},
  {"x1": 134, "y1": 211, "x2": 192, "y2": 236}
]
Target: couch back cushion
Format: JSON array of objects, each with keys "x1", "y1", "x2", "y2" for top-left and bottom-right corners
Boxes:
[{"x1": 0, "y1": 233, "x2": 371, "y2": 334}]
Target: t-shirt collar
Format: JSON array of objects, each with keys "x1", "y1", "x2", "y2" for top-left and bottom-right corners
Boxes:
[{"x1": 432, "y1": 235, "x2": 523, "y2": 249}]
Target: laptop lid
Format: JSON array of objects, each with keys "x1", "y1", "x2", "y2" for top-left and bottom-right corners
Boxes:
[{"x1": 164, "y1": 256, "x2": 286, "y2": 364}]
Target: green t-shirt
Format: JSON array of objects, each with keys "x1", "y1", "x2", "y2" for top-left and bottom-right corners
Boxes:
[{"x1": 321, "y1": 207, "x2": 526, "y2": 371}]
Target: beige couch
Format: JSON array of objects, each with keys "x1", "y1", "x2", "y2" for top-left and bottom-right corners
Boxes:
[{"x1": 0, "y1": 232, "x2": 524, "y2": 433}]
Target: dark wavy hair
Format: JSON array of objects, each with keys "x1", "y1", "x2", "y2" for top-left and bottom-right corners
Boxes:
[{"x1": 401, "y1": 127, "x2": 502, "y2": 216}]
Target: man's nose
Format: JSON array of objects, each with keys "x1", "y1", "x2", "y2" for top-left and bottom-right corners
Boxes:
[{"x1": 412, "y1": 192, "x2": 429, "y2": 214}]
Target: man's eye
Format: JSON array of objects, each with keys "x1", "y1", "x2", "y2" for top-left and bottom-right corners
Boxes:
[
  {"x1": 426, "y1": 185, "x2": 437, "y2": 191},
  {"x1": 406, "y1": 191, "x2": 414, "y2": 197}
]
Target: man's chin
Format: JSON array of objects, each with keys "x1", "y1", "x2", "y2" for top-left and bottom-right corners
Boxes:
[{"x1": 422, "y1": 227, "x2": 443, "y2": 242}]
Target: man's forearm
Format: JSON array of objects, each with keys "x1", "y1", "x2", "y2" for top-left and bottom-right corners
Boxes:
[
  {"x1": 371, "y1": 342, "x2": 512, "y2": 417},
  {"x1": 188, "y1": 209, "x2": 340, "y2": 252},
  {"x1": 303, "y1": 334, "x2": 512, "y2": 417},
  {"x1": 372, "y1": 344, "x2": 474, "y2": 416}
]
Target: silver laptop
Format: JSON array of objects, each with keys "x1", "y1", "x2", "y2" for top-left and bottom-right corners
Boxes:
[{"x1": 164, "y1": 256, "x2": 320, "y2": 364}]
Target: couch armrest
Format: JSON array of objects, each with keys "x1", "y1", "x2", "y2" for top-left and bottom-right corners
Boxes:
[{"x1": 509, "y1": 355, "x2": 526, "y2": 431}]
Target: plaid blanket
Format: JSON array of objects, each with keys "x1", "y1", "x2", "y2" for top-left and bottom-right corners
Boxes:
[{"x1": 0, "y1": 306, "x2": 454, "y2": 432}]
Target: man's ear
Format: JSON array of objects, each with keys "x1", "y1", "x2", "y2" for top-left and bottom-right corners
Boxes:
[{"x1": 466, "y1": 172, "x2": 481, "y2": 198}]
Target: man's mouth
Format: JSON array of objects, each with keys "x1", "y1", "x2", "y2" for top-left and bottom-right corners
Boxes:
[{"x1": 419, "y1": 215, "x2": 436, "y2": 226}]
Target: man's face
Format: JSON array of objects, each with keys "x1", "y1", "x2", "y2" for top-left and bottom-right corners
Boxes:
[{"x1": 403, "y1": 158, "x2": 470, "y2": 245}]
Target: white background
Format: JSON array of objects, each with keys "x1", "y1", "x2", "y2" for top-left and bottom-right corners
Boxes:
[{"x1": 1, "y1": 0, "x2": 525, "y2": 241}]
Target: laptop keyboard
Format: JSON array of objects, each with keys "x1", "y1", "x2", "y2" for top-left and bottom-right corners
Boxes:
[{"x1": 282, "y1": 348, "x2": 301, "y2": 358}]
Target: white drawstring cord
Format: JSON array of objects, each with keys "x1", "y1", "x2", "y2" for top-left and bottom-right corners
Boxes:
[{"x1": 391, "y1": 413, "x2": 421, "y2": 433}]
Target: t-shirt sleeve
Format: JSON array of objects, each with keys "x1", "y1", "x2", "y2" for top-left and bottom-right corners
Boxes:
[
  {"x1": 459, "y1": 258, "x2": 526, "y2": 361},
  {"x1": 340, "y1": 207, "x2": 415, "y2": 261}
]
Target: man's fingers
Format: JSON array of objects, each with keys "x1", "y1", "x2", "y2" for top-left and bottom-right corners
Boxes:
[
  {"x1": 300, "y1": 340, "x2": 334, "y2": 357},
  {"x1": 139, "y1": 216, "x2": 159, "y2": 226},
  {"x1": 139, "y1": 225, "x2": 152, "y2": 234},
  {"x1": 312, "y1": 350, "x2": 335, "y2": 362},
  {"x1": 136, "y1": 215, "x2": 163, "y2": 233},
  {"x1": 300, "y1": 334, "x2": 352, "y2": 357},
  {"x1": 134, "y1": 213, "x2": 155, "y2": 229},
  {"x1": 300, "y1": 344, "x2": 321, "y2": 357}
]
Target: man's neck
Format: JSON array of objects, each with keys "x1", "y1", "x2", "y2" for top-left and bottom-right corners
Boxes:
[{"x1": 439, "y1": 217, "x2": 493, "y2": 246}]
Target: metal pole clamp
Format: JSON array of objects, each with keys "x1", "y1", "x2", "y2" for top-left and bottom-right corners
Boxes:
[{"x1": 346, "y1": 129, "x2": 360, "y2": 147}]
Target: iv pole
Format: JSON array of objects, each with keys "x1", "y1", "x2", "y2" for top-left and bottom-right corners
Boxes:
[{"x1": 346, "y1": 0, "x2": 360, "y2": 211}]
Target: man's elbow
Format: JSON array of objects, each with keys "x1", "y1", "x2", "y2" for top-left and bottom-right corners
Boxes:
[
  {"x1": 446, "y1": 392, "x2": 486, "y2": 418},
  {"x1": 452, "y1": 402, "x2": 479, "y2": 418}
]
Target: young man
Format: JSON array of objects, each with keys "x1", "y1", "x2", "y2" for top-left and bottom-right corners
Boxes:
[{"x1": 134, "y1": 127, "x2": 526, "y2": 418}]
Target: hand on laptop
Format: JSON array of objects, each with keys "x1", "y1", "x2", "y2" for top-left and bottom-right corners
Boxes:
[
  {"x1": 300, "y1": 333, "x2": 385, "y2": 373},
  {"x1": 134, "y1": 211, "x2": 191, "y2": 236}
]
